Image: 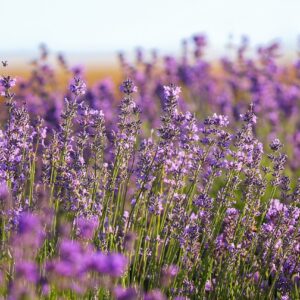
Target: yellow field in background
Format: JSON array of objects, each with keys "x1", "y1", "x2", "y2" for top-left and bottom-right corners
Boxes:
[{"x1": 4, "y1": 65, "x2": 123, "y2": 86}]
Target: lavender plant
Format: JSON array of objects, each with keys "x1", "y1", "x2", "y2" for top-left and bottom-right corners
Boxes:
[{"x1": 0, "y1": 46, "x2": 299, "y2": 299}]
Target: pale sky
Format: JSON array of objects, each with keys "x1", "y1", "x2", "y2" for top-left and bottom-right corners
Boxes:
[{"x1": 0, "y1": 0, "x2": 299, "y2": 57}]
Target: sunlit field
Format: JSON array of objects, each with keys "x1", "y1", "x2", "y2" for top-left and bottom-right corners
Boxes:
[{"x1": 0, "y1": 37, "x2": 300, "y2": 299}]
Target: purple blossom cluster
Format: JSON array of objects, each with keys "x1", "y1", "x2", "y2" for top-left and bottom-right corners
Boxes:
[
  {"x1": 0, "y1": 39, "x2": 300, "y2": 299},
  {"x1": 6, "y1": 37, "x2": 300, "y2": 172}
]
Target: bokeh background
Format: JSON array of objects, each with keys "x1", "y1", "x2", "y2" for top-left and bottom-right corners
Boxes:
[{"x1": 1, "y1": 0, "x2": 300, "y2": 77}]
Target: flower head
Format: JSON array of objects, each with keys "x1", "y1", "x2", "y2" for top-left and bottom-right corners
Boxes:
[
  {"x1": 120, "y1": 79, "x2": 137, "y2": 95},
  {"x1": 163, "y1": 84, "x2": 181, "y2": 99},
  {"x1": 270, "y1": 138, "x2": 283, "y2": 151},
  {"x1": 69, "y1": 77, "x2": 86, "y2": 96},
  {"x1": 0, "y1": 76, "x2": 16, "y2": 89}
]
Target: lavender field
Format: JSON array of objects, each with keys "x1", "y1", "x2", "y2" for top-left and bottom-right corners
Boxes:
[{"x1": 0, "y1": 37, "x2": 300, "y2": 299}]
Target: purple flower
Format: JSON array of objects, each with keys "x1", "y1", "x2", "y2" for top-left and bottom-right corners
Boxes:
[
  {"x1": 17, "y1": 212, "x2": 42, "y2": 238},
  {"x1": 204, "y1": 113, "x2": 229, "y2": 127},
  {"x1": 163, "y1": 85, "x2": 181, "y2": 99},
  {"x1": 69, "y1": 77, "x2": 86, "y2": 96},
  {"x1": 240, "y1": 105, "x2": 257, "y2": 124},
  {"x1": 120, "y1": 79, "x2": 138, "y2": 95},
  {"x1": 205, "y1": 279, "x2": 213, "y2": 291},
  {"x1": 193, "y1": 34, "x2": 207, "y2": 47},
  {"x1": 88, "y1": 252, "x2": 128, "y2": 277},
  {"x1": 0, "y1": 76, "x2": 16, "y2": 89},
  {"x1": 75, "y1": 216, "x2": 98, "y2": 239},
  {"x1": 114, "y1": 287, "x2": 138, "y2": 300},
  {"x1": 163, "y1": 264, "x2": 179, "y2": 277},
  {"x1": 15, "y1": 261, "x2": 39, "y2": 283},
  {"x1": 270, "y1": 138, "x2": 282, "y2": 151},
  {"x1": 144, "y1": 290, "x2": 167, "y2": 300},
  {"x1": 48, "y1": 239, "x2": 127, "y2": 281}
]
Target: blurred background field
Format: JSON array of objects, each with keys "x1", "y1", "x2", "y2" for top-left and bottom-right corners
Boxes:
[{"x1": 1, "y1": 0, "x2": 299, "y2": 68}]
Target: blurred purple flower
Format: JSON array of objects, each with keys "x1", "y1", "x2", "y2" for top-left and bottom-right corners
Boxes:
[
  {"x1": 70, "y1": 77, "x2": 86, "y2": 96},
  {"x1": 15, "y1": 261, "x2": 39, "y2": 283},
  {"x1": 0, "y1": 76, "x2": 16, "y2": 89},
  {"x1": 114, "y1": 286, "x2": 138, "y2": 300},
  {"x1": 88, "y1": 252, "x2": 128, "y2": 277}
]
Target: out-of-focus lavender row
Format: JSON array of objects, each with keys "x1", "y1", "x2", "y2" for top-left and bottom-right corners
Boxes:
[{"x1": 3, "y1": 37, "x2": 300, "y2": 172}]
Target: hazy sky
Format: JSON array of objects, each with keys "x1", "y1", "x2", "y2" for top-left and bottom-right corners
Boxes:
[{"x1": 0, "y1": 0, "x2": 299, "y2": 56}]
